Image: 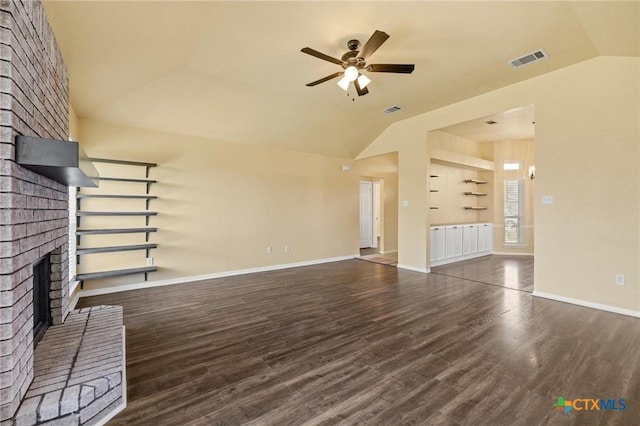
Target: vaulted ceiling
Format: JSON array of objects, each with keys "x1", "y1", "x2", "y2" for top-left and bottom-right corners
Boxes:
[{"x1": 42, "y1": 1, "x2": 639, "y2": 158}]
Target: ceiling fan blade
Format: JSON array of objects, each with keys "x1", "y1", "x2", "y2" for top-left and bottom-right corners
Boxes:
[
  {"x1": 367, "y1": 64, "x2": 415, "y2": 73},
  {"x1": 305, "y1": 72, "x2": 344, "y2": 87},
  {"x1": 358, "y1": 30, "x2": 389, "y2": 60},
  {"x1": 301, "y1": 47, "x2": 343, "y2": 65},
  {"x1": 354, "y1": 78, "x2": 369, "y2": 96}
]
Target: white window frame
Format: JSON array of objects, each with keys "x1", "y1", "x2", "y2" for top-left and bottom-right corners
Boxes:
[{"x1": 504, "y1": 178, "x2": 525, "y2": 245}]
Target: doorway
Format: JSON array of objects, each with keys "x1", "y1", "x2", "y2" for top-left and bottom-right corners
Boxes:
[
  {"x1": 358, "y1": 179, "x2": 398, "y2": 265},
  {"x1": 359, "y1": 181, "x2": 375, "y2": 251}
]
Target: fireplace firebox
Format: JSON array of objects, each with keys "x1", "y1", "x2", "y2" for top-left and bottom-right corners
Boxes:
[{"x1": 32, "y1": 254, "x2": 52, "y2": 348}]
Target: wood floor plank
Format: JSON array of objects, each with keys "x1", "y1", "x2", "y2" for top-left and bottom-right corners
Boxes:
[{"x1": 77, "y1": 257, "x2": 640, "y2": 425}]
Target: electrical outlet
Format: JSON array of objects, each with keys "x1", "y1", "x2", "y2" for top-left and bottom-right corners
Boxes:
[
  {"x1": 284, "y1": 244, "x2": 290, "y2": 253},
  {"x1": 266, "y1": 246, "x2": 272, "y2": 254},
  {"x1": 146, "y1": 257, "x2": 154, "y2": 266},
  {"x1": 615, "y1": 274, "x2": 625, "y2": 286}
]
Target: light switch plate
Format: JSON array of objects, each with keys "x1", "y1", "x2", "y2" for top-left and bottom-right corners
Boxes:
[{"x1": 542, "y1": 195, "x2": 553, "y2": 205}]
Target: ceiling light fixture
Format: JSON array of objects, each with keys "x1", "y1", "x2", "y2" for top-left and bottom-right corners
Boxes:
[
  {"x1": 337, "y1": 75, "x2": 350, "y2": 91},
  {"x1": 337, "y1": 66, "x2": 361, "y2": 91},
  {"x1": 344, "y1": 66, "x2": 359, "y2": 82},
  {"x1": 357, "y1": 74, "x2": 371, "y2": 89}
]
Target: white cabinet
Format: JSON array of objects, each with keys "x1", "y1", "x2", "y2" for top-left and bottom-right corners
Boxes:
[
  {"x1": 445, "y1": 226, "x2": 463, "y2": 258},
  {"x1": 478, "y1": 223, "x2": 493, "y2": 253},
  {"x1": 429, "y1": 227, "x2": 446, "y2": 262},
  {"x1": 430, "y1": 222, "x2": 492, "y2": 267},
  {"x1": 462, "y1": 224, "x2": 478, "y2": 255}
]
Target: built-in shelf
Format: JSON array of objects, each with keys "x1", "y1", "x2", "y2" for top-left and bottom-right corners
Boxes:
[
  {"x1": 76, "y1": 158, "x2": 158, "y2": 286},
  {"x1": 76, "y1": 227, "x2": 157, "y2": 236},
  {"x1": 430, "y1": 190, "x2": 438, "y2": 193},
  {"x1": 76, "y1": 243, "x2": 158, "y2": 255},
  {"x1": 77, "y1": 194, "x2": 158, "y2": 200},
  {"x1": 89, "y1": 158, "x2": 157, "y2": 168},
  {"x1": 430, "y1": 207, "x2": 439, "y2": 210},
  {"x1": 464, "y1": 206, "x2": 488, "y2": 210},
  {"x1": 76, "y1": 266, "x2": 157, "y2": 281},
  {"x1": 77, "y1": 211, "x2": 157, "y2": 217},
  {"x1": 464, "y1": 192, "x2": 487, "y2": 196},
  {"x1": 96, "y1": 177, "x2": 157, "y2": 184},
  {"x1": 463, "y1": 179, "x2": 488, "y2": 184}
]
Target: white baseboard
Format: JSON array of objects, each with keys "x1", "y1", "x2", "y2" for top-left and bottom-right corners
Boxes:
[
  {"x1": 533, "y1": 291, "x2": 640, "y2": 318},
  {"x1": 379, "y1": 250, "x2": 398, "y2": 254},
  {"x1": 492, "y1": 252, "x2": 534, "y2": 256},
  {"x1": 397, "y1": 264, "x2": 430, "y2": 274},
  {"x1": 68, "y1": 288, "x2": 80, "y2": 311},
  {"x1": 78, "y1": 255, "x2": 359, "y2": 297}
]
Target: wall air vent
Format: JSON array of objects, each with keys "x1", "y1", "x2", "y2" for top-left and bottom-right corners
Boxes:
[
  {"x1": 508, "y1": 49, "x2": 548, "y2": 69},
  {"x1": 382, "y1": 105, "x2": 402, "y2": 114}
]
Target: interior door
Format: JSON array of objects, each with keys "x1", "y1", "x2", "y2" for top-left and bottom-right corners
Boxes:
[
  {"x1": 372, "y1": 181, "x2": 380, "y2": 249},
  {"x1": 359, "y1": 181, "x2": 373, "y2": 248}
]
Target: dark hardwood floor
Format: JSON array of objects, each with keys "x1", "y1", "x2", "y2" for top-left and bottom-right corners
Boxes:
[
  {"x1": 78, "y1": 259, "x2": 640, "y2": 425},
  {"x1": 432, "y1": 255, "x2": 534, "y2": 292}
]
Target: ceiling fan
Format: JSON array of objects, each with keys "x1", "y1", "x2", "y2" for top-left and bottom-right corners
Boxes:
[{"x1": 301, "y1": 30, "x2": 415, "y2": 96}]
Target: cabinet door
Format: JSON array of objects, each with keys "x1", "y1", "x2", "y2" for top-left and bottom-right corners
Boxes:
[
  {"x1": 430, "y1": 227, "x2": 446, "y2": 261},
  {"x1": 463, "y1": 224, "x2": 478, "y2": 255},
  {"x1": 478, "y1": 223, "x2": 493, "y2": 252},
  {"x1": 445, "y1": 226, "x2": 463, "y2": 258}
]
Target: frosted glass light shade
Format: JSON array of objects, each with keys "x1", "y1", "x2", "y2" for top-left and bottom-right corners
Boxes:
[
  {"x1": 337, "y1": 75, "x2": 350, "y2": 91},
  {"x1": 344, "y1": 66, "x2": 358, "y2": 82},
  {"x1": 357, "y1": 74, "x2": 371, "y2": 89}
]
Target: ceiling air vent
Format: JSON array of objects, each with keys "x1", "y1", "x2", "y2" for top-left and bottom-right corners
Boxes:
[
  {"x1": 382, "y1": 105, "x2": 402, "y2": 114},
  {"x1": 508, "y1": 49, "x2": 548, "y2": 69}
]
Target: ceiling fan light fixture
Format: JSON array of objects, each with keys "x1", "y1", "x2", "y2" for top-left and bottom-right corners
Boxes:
[
  {"x1": 344, "y1": 66, "x2": 359, "y2": 82},
  {"x1": 357, "y1": 74, "x2": 371, "y2": 89},
  {"x1": 337, "y1": 75, "x2": 350, "y2": 91}
]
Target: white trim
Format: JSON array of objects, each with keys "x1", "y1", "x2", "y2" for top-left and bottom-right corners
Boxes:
[
  {"x1": 533, "y1": 291, "x2": 640, "y2": 318},
  {"x1": 68, "y1": 287, "x2": 81, "y2": 311},
  {"x1": 397, "y1": 264, "x2": 430, "y2": 274},
  {"x1": 69, "y1": 279, "x2": 80, "y2": 296},
  {"x1": 429, "y1": 251, "x2": 492, "y2": 267},
  {"x1": 78, "y1": 255, "x2": 359, "y2": 297},
  {"x1": 492, "y1": 252, "x2": 534, "y2": 256},
  {"x1": 379, "y1": 250, "x2": 398, "y2": 254}
]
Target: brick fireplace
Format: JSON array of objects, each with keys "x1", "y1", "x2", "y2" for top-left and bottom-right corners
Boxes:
[{"x1": 0, "y1": 0, "x2": 72, "y2": 420}]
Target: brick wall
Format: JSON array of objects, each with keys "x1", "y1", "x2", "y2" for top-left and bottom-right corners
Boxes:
[{"x1": 0, "y1": 0, "x2": 70, "y2": 421}]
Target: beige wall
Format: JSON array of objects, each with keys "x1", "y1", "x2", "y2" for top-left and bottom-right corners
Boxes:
[
  {"x1": 427, "y1": 130, "x2": 492, "y2": 225},
  {"x1": 356, "y1": 153, "x2": 398, "y2": 253},
  {"x1": 481, "y1": 139, "x2": 535, "y2": 254},
  {"x1": 357, "y1": 56, "x2": 640, "y2": 313},
  {"x1": 76, "y1": 119, "x2": 360, "y2": 291},
  {"x1": 533, "y1": 57, "x2": 639, "y2": 311},
  {"x1": 69, "y1": 105, "x2": 79, "y2": 140}
]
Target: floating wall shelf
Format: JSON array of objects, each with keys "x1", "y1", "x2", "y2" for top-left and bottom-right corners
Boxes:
[
  {"x1": 464, "y1": 192, "x2": 487, "y2": 196},
  {"x1": 76, "y1": 158, "x2": 158, "y2": 287},
  {"x1": 463, "y1": 179, "x2": 488, "y2": 184},
  {"x1": 464, "y1": 206, "x2": 488, "y2": 210}
]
